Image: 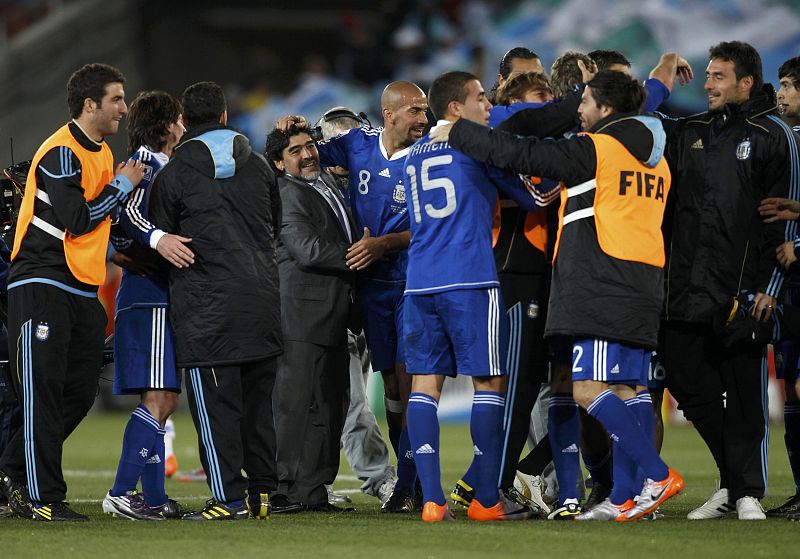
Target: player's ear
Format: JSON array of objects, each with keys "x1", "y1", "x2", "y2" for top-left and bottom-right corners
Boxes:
[
  {"x1": 447, "y1": 99, "x2": 461, "y2": 119},
  {"x1": 274, "y1": 159, "x2": 285, "y2": 171}
]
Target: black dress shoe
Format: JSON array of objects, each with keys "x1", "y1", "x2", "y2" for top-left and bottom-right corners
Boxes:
[
  {"x1": 305, "y1": 502, "x2": 356, "y2": 513},
  {"x1": 270, "y1": 494, "x2": 305, "y2": 514}
]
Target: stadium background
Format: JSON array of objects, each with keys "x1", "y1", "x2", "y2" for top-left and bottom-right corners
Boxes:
[
  {"x1": 0, "y1": 0, "x2": 800, "y2": 559},
  {"x1": 0, "y1": 3, "x2": 799, "y2": 553}
]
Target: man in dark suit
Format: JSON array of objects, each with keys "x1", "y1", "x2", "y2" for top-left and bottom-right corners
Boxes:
[{"x1": 265, "y1": 125, "x2": 358, "y2": 513}]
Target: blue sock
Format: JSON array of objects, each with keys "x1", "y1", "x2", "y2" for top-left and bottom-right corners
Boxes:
[
  {"x1": 470, "y1": 391, "x2": 505, "y2": 506},
  {"x1": 142, "y1": 428, "x2": 167, "y2": 507},
  {"x1": 587, "y1": 390, "x2": 668, "y2": 481},
  {"x1": 110, "y1": 405, "x2": 161, "y2": 497},
  {"x1": 395, "y1": 427, "x2": 418, "y2": 492},
  {"x1": 784, "y1": 401, "x2": 800, "y2": 491},
  {"x1": 609, "y1": 398, "x2": 642, "y2": 505},
  {"x1": 548, "y1": 393, "x2": 581, "y2": 504},
  {"x1": 632, "y1": 390, "x2": 657, "y2": 484},
  {"x1": 406, "y1": 392, "x2": 444, "y2": 506},
  {"x1": 461, "y1": 457, "x2": 478, "y2": 489}
]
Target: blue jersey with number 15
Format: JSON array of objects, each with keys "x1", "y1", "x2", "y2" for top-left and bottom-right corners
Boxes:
[
  {"x1": 403, "y1": 126, "x2": 545, "y2": 296},
  {"x1": 318, "y1": 127, "x2": 410, "y2": 281}
]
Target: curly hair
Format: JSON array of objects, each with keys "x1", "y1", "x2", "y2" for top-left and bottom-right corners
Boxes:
[{"x1": 550, "y1": 51, "x2": 596, "y2": 98}]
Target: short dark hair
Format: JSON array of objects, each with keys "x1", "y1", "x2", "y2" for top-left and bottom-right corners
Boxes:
[
  {"x1": 181, "y1": 81, "x2": 226, "y2": 128},
  {"x1": 66, "y1": 63, "x2": 126, "y2": 119},
  {"x1": 779, "y1": 56, "x2": 800, "y2": 88},
  {"x1": 498, "y1": 47, "x2": 540, "y2": 80},
  {"x1": 551, "y1": 51, "x2": 596, "y2": 98},
  {"x1": 428, "y1": 71, "x2": 477, "y2": 121},
  {"x1": 264, "y1": 125, "x2": 311, "y2": 172},
  {"x1": 126, "y1": 91, "x2": 182, "y2": 154},
  {"x1": 588, "y1": 49, "x2": 631, "y2": 72},
  {"x1": 586, "y1": 70, "x2": 646, "y2": 114},
  {"x1": 708, "y1": 41, "x2": 764, "y2": 94}
]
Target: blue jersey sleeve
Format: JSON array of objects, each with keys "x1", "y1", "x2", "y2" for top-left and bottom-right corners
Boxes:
[
  {"x1": 487, "y1": 165, "x2": 550, "y2": 212},
  {"x1": 644, "y1": 78, "x2": 670, "y2": 112},
  {"x1": 317, "y1": 128, "x2": 355, "y2": 169},
  {"x1": 118, "y1": 149, "x2": 164, "y2": 249}
]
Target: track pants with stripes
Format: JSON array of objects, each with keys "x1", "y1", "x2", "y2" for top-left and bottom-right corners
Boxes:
[
  {"x1": 498, "y1": 272, "x2": 550, "y2": 489},
  {"x1": 185, "y1": 358, "x2": 278, "y2": 503},
  {"x1": 0, "y1": 283, "x2": 105, "y2": 503},
  {"x1": 663, "y1": 321, "x2": 768, "y2": 500}
]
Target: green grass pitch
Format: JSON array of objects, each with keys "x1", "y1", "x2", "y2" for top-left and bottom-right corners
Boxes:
[{"x1": 2, "y1": 411, "x2": 797, "y2": 558}]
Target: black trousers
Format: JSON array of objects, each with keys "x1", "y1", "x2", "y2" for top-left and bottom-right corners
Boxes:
[
  {"x1": 184, "y1": 358, "x2": 278, "y2": 503},
  {"x1": 663, "y1": 321, "x2": 767, "y2": 501},
  {"x1": 0, "y1": 283, "x2": 105, "y2": 503},
  {"x1": 498, "y1": 272, "x2": 550, "y2": 489},
  {"x1": 273, "y1": 340, "x2": 348, "y2": 506}
]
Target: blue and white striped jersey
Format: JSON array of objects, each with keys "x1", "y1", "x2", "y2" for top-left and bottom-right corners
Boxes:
[
  {"x1": 317, "y1": 126, "x2": 410, "y2": 281},
  {"x1": 402, "y1": 122, "x2": 546, "y2": 296},
  {"x1": 115, "y1": 146, "x2": 170, "y2": 311}
]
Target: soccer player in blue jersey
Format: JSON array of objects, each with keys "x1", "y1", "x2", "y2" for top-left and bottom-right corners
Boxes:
[
  {"x1": 403, "y1": 71, "x2": 547, "y2": 522},
  {"x1": 278, "y1": 81, "x2": 429, "y2": 512},
  {"x1": 757, "y1": 56, "x2": 800, "y2": 519},
  {"x1": 102, "y1": 91, "x2": 195, "y2": 520},
  {"x1": 431, "y1": 70, "x2": 687, "y2": 522}
]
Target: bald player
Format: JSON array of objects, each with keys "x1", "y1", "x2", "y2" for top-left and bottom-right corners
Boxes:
[{"x1": 276, "y1": 80, "x2": 428, "y2": 513}]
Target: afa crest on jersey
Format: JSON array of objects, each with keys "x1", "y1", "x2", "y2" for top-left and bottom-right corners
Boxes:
[
  {"x1": 35, "y1": 322, "x2": 49, "y2": 341},
  {"x1": 736, "y1": 139, "x2": 751, "y2": 161},
  {"x1": 393, "y1": 182, "x2": 406, "y2": 204}
]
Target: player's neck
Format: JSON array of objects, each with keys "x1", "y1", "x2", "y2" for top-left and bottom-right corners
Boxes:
[
  {"x1": 381, "y1": 130, "x2": 407, "y2": 158},
  {"x1": 782, "y1": 113, "x2": 800, "y2": 128}
]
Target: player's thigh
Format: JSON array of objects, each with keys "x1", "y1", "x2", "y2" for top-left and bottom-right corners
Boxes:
[
  {"x1": 114, "y1": 307, "x2": 180, "y2": 396},
  {"x1": 403, "y1": 294, "x2": 455, "y2": 376},
  {"x1": 439, "y1": 287, "x2": 508, "y2": 378},
  {"x1": 571, "y1": 338, "x2": 647, "y2": 386},
  {"x1": 358, "y1": 280, "x2": 404, "y2": 373}
]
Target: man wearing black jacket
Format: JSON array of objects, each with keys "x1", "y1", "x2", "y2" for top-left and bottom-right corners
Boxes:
[
  {"x1": 149, "y1": 81, "x2": 282, "y2": 521},
  {"x1": 265, "y1": 125, "x2": 358, "y2": 513},
  {"x1": 659, "y1": 41, "x2": 799, "y2": 521},
  {"x1": 431, "y1": 70, "x2": 684, "y2": 522}
]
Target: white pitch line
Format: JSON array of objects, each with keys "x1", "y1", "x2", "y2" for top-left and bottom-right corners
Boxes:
[{"x1": 64, "y1": 470, "x2": 362, "y2": 482}]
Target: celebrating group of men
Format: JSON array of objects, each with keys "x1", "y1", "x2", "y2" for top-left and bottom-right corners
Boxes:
[{"x1": 1, "y1": 36, "x2": 800, "y2": 524}]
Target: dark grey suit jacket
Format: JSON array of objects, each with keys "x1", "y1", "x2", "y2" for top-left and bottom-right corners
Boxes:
[{"x1": 276, "y1": 170, "x2": 359, "y2": 347}]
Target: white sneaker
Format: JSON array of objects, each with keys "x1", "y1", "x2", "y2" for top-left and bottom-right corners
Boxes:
[
  {"x1": 736, "y1": 496, "x2": 765, "y2": 520},
  {"x1": 513, "y1": 471, "x2": 551, "y2": 514},
  {"x1": 687, "y1": 486, "x2": 734, "y2": 519}
]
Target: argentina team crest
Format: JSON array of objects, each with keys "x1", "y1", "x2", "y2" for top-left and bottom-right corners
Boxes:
[
  {"x1": 392, "y1": 182, "x2": 406, "y2": 204},
  {"x1": 735, "y1": 139, "x2": 751, "y2": 161},
  {"x1": 35, "y1": 322, "x2": 49, "y2": 341}
]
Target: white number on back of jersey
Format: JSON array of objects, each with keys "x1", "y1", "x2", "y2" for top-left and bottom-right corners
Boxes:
[{"x1": 406, "y1": 155, "x2": 456, "y2": 224}]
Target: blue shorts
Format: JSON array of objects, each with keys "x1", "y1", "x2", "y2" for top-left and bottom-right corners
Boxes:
[
  {"x1": 403, "y1": 287, "x2": 507, "y2": 377},
  {"x1": 571, "y1": 339, "x2": 649, "y2": 385},
  {"x1": 647, "y1": 351, "x2": 666, "y2": 390},
  {"x1": 113, "y1": 307, "x2": 181, "y2": 395},
  {"x1": 776, "y1": 340, "x2": 800, "y2": 382},
  {"x1": 357, "y1": 278, "x2": 405, "y2": 372}
]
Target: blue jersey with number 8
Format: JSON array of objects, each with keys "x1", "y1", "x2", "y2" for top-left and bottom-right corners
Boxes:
[
  {"x1": 403, "y1": 125, "x2": 545, "y2": 295},
  {"x1": 318, "y1": 126, "x2": 410, "y2": 281}
]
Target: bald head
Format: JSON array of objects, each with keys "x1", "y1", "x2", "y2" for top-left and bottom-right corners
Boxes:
[
  {"x1": 381, "y1": 81, "x2": 426, "y2": 111},
  {"x1": 380, "y1": 80, "x2": 429, "y2": 151}
]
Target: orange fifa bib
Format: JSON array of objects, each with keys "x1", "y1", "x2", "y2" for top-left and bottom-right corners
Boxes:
[{"x1": 12, "y1": 124, "x2": 114, "y2": 285}]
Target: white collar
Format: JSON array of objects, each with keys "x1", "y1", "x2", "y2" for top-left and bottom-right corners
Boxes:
[{"x1": 378, "y1": 130, "x2": 411, "y2": 161}]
